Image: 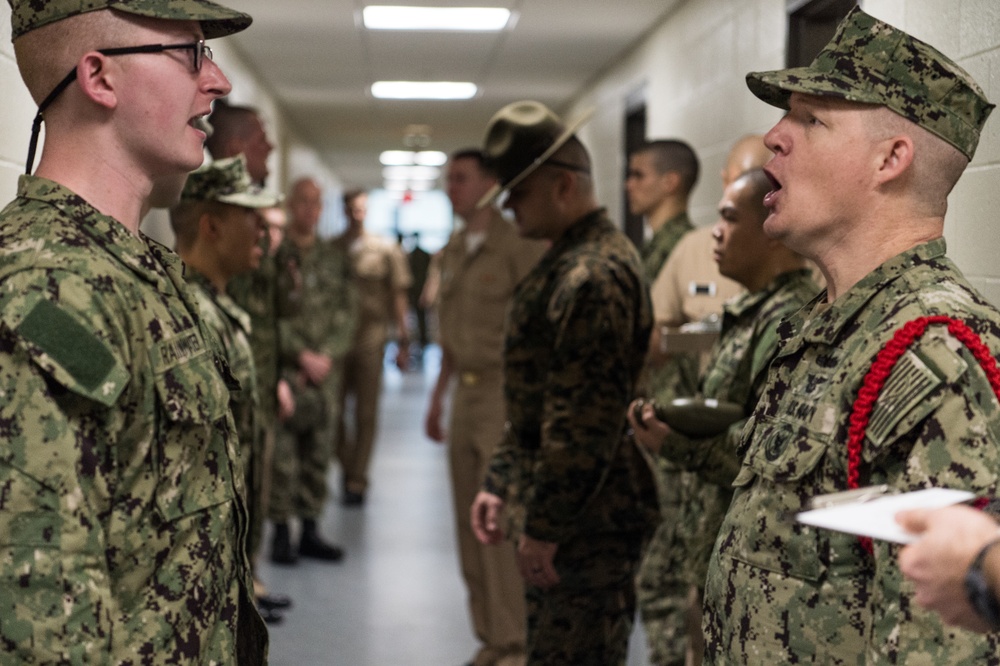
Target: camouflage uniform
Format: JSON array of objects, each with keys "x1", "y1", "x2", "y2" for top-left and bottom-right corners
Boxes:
[
  {"x1": 636, "y1": 211, "x2": 699, "y2": 666},
  {"x1": 704, "y1": 241, "x2": 1000, "y2": 664},
  {"x1": 482, "y1": 209, "x2": 659, "y2": 666},
  {"x1": 641, "y1": 212, "x2": 692, "y2": 283},
  {"x1": 229, "y1": 247, "x2": 299, "y2": 541},
  {"x1": 0, "y1": 176, "x2": 265, "y2": 663},
  {"x1": 271, "y1": 237, "x2": 357, "y2": 522},
  {"x1": 705, "y1": 7, "x2": 999, "y2": 664},
  {"x1": 660, "y1": 268, "x2": 817, "y2": 592},
  {"x1": 187, "y1": 271, "x2": 267, "y2": 562}
]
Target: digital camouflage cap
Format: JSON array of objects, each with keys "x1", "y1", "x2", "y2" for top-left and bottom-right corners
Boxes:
[
  {"x1": 181, "y1": 156, "x2": 281, "y2": 209},
  {"x1": 746, "y1": 6, "x2": 994, "y2": 160},
  {"x1": 8, "y1": 0, "x2": 252, "y2": 41}
]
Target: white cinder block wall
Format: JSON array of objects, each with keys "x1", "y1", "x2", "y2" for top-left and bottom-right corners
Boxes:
[{"x1": 571, "y1": 0, "x2": 1000, "y2": 305}]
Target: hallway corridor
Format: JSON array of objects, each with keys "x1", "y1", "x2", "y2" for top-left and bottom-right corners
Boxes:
[{"x1": 258, "y1": 346, "x2": 649, "y2": 665}]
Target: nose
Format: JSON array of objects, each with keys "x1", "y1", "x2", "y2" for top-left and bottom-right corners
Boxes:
[
  {"x1": 764, "y1": 118, "x2": 786, "y2": 156},
  {"x1": 201, "y1": 58, "x2": 232, "y2": 98},
  {"x1": 711, "y1": 219, "x2": 724, "y2": 243}
]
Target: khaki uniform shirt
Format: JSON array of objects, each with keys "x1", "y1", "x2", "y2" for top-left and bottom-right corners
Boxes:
[
  {"x1": 437, "y1": 211, "x2": 546, "y2": 375},
  {"x1": 704, "y1": 239, "x2": 1000, "y2": 664},
  {"x1": 336, "y1": 232, "x2": 412, "y2": 353},
  {"x1": 650, "y1": 226, "x2": 742, "y2": 325},
  {"x1": 0, "y1": 176, "x2": 264, "y2": 664}
]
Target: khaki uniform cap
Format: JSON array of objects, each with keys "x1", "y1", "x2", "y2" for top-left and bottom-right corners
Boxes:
[
  {"x1": 8, "y1": 0, "x2": 252, "y2": 41},
  {"x1": 746, "y1": 6, "x2": 994, "y2": 160}
]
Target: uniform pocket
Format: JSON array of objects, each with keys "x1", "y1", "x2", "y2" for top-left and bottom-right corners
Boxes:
[
  {"x1": 151, "y1": 344, "x2": 235, "y2": 522},
  {"x1": 725, "y1": 416, "x2": 829, "y2": 583}
]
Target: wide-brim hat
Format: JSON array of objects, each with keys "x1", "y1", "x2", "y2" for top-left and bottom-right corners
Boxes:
[
  {"x1": 181, "y1": 156, "x2": 281, "y2": 209},
  {"x1": 9, "y1": 0, "x2": 252, "y2": 41},
  {"x1": 477, "y1": 100, "x2": 593, "y2": 209},
  {"x1": 745, "y1": 6, "x2": 994, "y2": 160}
]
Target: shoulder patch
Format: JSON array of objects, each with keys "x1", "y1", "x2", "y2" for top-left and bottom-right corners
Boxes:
[
  {"x1": 17, "y1": 299, "x2": 126, "y2": 406},
  {"x1": 865, "y1": 335, "x2": 963, "y2": 449}
]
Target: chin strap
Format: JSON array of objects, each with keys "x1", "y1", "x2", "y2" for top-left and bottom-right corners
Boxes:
[{"x1": 846, "y1": 315, "x2": 1000, "y2": 554}]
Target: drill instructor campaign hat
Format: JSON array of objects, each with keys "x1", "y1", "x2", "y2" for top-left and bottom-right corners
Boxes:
[
  {"x1": 180, "y1": 156, "x2": 281, "y2": 209},
  {"x1": 746, "y1": 6, "x2": 994, "y2": 160},
  {"x1": 477, "y1": 100, "x2": 594, "y2": 209},
  {"x1": 8, "y1": 0, "x2": 252, "y2": 41}
]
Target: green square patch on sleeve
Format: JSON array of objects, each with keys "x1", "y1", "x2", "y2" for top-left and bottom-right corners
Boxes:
[{"x1": 17, "y1": 299, "x2": 118, "y2": 393}]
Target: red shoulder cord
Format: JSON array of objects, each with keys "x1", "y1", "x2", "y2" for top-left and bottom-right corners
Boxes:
[{"x1": 846, "y1": 315, "x2": 1000, "y2": 554}]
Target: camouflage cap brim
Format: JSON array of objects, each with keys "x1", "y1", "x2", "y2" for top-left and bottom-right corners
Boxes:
[
  {"x1": 215, "y1": 189, "x2": 282, "y2": 210},
  {"x1": 9, "y1": 0, "x2": 252, "y2": 41},
  {"x1": 180, "y1": 156, "x2": 280, "y2": 209},
  {"x1": 110, "y1": 0, "x2": 251, "y2": 40}
]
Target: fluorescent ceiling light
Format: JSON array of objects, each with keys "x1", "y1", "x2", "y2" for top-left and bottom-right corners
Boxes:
[
  {"x1": 382, "y1": 165, "x2": 441, "y2": 181},
  {"x1": 415, "y1": 151, "x2": 447, "y2": 166},
  {"x1": 363, "y1": 6, "x2": 510, "y2": 31},
  {"x1": 380, "y1": 150, "x2": 448, "y2": 166},
  {"x1": 372, "y1": 81, "x2": 477, "y2": 100}
]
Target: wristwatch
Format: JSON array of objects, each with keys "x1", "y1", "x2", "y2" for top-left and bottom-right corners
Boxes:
[{"x1": 964, "y1": 535, "x2": 1000, "y2": 631}]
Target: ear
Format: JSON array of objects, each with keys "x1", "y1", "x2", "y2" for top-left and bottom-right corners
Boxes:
[
  {"x1": 874, "y1": 135, "x2": 914, "y2": 186},
  {"x1": 661, "y1": 170, "x2": 682, "y2": 194},
  {"x1": 199, "y1": 211, "x2": 222, "y2": 242},
  {"x1": 75, "y1": 53, "x2": 118, "y2": 110}
]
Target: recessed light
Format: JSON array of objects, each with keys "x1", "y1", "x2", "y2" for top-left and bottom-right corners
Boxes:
[
  {"x1": 363, "y1": 6, "x2": 510, "y2": 31},
  {"x1": 372, "y1": 81, "x2": 477, "y2": 100},
  {"x1": 380, "y1": 150, "x2": 448, "y2": 166}
]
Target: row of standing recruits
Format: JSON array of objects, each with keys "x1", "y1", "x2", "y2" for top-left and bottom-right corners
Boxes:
[{"x1": 207, "y1": 99, "x2": 296, "y2": 623}]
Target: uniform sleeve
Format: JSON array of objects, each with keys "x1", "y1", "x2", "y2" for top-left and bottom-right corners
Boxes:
[
  {"x1": 318, "y1": 247, "x2": 359, "y2": 359},
  {"x1": 866, "y1": 330, "x2": 1000, "y2": 662},
  {"x1": 522, "y1": 264, "x2": 638, "y2": 542},
  {"x1": 389, "y1": 243, "x2": 414, "y2": 292},
  {"x1": 0, "y1": 270, "x2": 127, "y2": 661}
]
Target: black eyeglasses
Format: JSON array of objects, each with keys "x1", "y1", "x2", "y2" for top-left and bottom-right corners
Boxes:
[{"x1": 25, "y1": 41, "x2": 213, "y2": 174}]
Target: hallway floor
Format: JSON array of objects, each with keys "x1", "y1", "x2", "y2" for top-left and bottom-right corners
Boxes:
[{"x1": 258, "y1": 345, "x2": 650, "y2": 665}]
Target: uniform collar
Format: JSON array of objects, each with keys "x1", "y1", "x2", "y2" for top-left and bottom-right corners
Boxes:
[
  {"x1": 16, "y1": 175, "x2": 202, "y2": 323},
  {"x1": 786, "y1": 238, "x2": 948, "y2": 347}
]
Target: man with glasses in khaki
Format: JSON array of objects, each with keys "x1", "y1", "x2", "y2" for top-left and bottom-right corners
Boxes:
[{"x1": 0, "y1": 1, "x2": 265, "y2": 663}]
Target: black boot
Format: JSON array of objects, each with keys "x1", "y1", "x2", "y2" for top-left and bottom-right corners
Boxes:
[
  {"x1": 298, "y1": 519, "x2": 344, "y2": 562},
  {"x1": 270, "y1": 522, "x2": 298, "y2": 565}
]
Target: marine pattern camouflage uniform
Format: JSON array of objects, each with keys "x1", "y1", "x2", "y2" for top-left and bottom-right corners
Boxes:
[
  {"x1": 0, "y1": 176, "x2": 266, "y2": 664},
  {"x1": 636, "y1": 211, "x2": 701, "y2": 666},
  {"x1": 661, "y1": 268, "x2": 817, "y2": 593},
  {"x1": 704, "y1": 240, "x2": 1000, "y2": 664},
  {"x1": 482, "y1": 209, "x2": 659, "y2": 666},
  {"x1": 271, "y1": 237, "x2": 358, "y2": 522}
]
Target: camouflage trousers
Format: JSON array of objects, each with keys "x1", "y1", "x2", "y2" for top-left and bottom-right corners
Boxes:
[
  {"x1": 637, "y1": 461, "x2": 690, "y2": 666},
  {"x1": 525, "y1": 532, "x2": 644, "y2": 666},
  {"x1": 269, "y1": 372, "x2": 343, "y2": 521}
]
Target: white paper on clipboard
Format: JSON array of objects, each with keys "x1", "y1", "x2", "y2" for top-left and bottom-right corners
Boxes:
[{"x1": 796, "y1": 487, "x2": 976, "y2": 544}]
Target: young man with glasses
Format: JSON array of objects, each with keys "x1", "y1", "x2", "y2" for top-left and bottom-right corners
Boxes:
[{"x1": 0, "y1": 2, "x2": 266, "y2": 663}]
